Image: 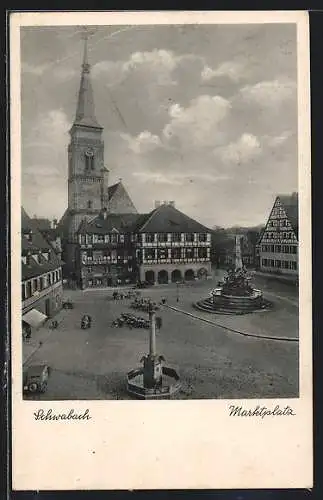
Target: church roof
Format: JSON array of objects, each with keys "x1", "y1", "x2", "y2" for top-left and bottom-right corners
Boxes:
[
  {"x1": 107, "y1": 182, "x2": 121, "y2": 200},
  {"x1": 134, "y1": 204, "x2": 211, "y2": 234},
  {"x1": 73, "y1": 37, "x2": 102, "y2": 129},
  {"x1": 278, "y1": 192, "x2": 299, "y2": 237}
]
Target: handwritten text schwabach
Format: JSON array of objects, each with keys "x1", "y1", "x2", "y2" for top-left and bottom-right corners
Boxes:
[
  {"x1": 229, "y1": 405, "x2": 296, "y2": 419},
  {"x1": 34, "y1": 409, "x2": 91, "y2": 421}
]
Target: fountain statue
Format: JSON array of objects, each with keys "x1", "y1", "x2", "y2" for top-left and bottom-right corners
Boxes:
[
  {"x1": 127, "y1": 303, "x2": 181, "y2": 399},
  {"x1": 195, "y1": 235, "x2": 271, "y2": 314}
]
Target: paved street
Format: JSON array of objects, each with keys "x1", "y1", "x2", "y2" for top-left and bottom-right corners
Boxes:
[{"x1": 23, "y1": 270, "x2": 299, "y2": 400}]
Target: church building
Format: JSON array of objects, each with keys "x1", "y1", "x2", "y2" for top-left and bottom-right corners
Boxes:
[
  {"x1": 58, "y1": 36, "x2": 212, "y2": 288},
  {"x1": 58, "y1": 35, "x2": 136, "y2": 281}
]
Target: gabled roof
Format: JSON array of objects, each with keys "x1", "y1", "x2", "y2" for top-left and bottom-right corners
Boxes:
[
  {"x1": 278, "y1": 193, "x2": 298, "y2": 237},
  {"x1": 21, "y1": 207, "x2": 62, "y2": 280},
  {"x1": 77, "y1": 213, "x2": 141, "y2": 234},
  {"x1": 135, "y1": 204, "x2": 211, "y2": 234},
  {"x1": 107, "y1": 182, "x2": 120, "y2": 200}
]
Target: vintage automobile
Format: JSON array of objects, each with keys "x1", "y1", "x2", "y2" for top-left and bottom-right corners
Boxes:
[{"x1": 23, "y1": 364, "x2": 51, "y2": 394}]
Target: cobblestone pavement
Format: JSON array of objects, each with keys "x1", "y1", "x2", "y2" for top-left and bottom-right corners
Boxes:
[{"x1": 23, "y1": 271, "x2": 299, "y2": 400}]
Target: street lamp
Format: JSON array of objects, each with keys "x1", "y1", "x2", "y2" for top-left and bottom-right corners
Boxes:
[{"x1": 176, "y1": 281, "x2": 180, "y2": 302}]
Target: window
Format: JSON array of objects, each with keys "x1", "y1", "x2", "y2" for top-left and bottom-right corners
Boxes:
[
  {"x1": 111, "y1": 233, "x2": 118, "y2": 243},
  {"x1": 119, "y1": 234, "x2": 124, "y2": 243},
  {"x1": 104, "y1": 234, "x2": 110, "y2": 243},
  {"x1": 262, "y1": 258, "x2": 268, "y2": 266},
  {"x1": 275, "y1": 245, "x2": 281, "y2": 253},
  {"x1": 32, "y1": 279, "x2": 38, "y2": 292},
  {"x1": 185, "y1": 248, "x2": 194, "y2": 258},
  {"x1": 145, "y1": 249, "x2": 155, "y2": 260},
  {"x1": 157, "y1": 248, "x2": 167, "y2": 260},
  {"x1": 198, "y1": 248, "x2": 207, "y2": 258},
  {"x1": 22, "y1": 284, "x2": 26, "y2": 301},
  {"x1": 198, "y1": 233, "x2": 207, "y2": 242},
  {"x1": 291, "y1": 246, "x2": 297, "y2": 254},
  {"x1": 172, "y1": 248, "x2": 181, "y2": 259},
  {"x1": 172, "y1": 233, "x2": 181, "y2": 242},
  {"x1": 145, "y1": 233, "x2": 154, "y2": 243},
  {"x1": 87, "y1": 200, "x2": 93, "y2": 209},
  {"x1": 185, "y1": 233, "x2": 194, "y2": 242},
  {"x1": 97, "y1": 234, "x2": 104, "y2": 243},
  {"x1": 26, "y1": 281, "x2": 32, "y2": 298},
  {"x1": 275, "y1": 260, "x2": 281, "y2": 268},
  {"x1": 88, "y1": 267, "x2": 92, "y2": 273},
  {"x1": 158, "y1": 233, "x2": 168, "y2": 242},
  {"x1": 88, "y1": 280, "x2": 93, "y2": 287}
]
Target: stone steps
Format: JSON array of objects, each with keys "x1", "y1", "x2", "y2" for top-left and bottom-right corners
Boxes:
[{"x1": 194, "y1": 295, "x2": 271, "y2": 315}]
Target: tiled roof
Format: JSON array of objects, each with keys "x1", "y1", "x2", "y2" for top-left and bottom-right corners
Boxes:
[
  {"x1": 107, "y1": 182, "x2": 120, "y2": 200},
  {"x1": 77, "y1": 213, "x2": 141, "y2": 234},
  {"x1": 21, "y1": 207, "x2": 62, "y2": 281},
  {"x1": 135, "y1": 204, "x2": 211, "y2": 234}
]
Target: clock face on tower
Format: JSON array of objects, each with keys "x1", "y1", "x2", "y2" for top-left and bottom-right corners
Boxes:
[{"x1": 85, "y1": 148, "x2": 94, "y2": 158}]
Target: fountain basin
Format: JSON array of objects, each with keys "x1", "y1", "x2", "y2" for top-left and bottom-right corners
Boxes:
[{"x1": 127, "y1": 366, "x2": 181, "y2": 399}]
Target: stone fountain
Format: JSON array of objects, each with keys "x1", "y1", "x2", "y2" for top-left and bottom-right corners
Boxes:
[
  {"x1": 195, "y1": 235, "x2": 271, "y2": 315},
  {"x1": 126, "y1": 303, "x2": 181, "y2": 399}
]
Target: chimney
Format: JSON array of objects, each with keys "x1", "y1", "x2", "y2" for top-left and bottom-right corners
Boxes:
[
  {"x1": 154, "y1": 201, "x2": 161, "y2": 209},
  {"x1": 52, "y1": 218, "x2": 58, "y2": 229},
  {"x1": 169, "y1": 201, "x2": 175, "y2": 207}
]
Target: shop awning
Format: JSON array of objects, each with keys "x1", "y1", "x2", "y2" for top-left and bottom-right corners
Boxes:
[{"x1": 22, "y1": 309, "x2": 47, "y2": 329}]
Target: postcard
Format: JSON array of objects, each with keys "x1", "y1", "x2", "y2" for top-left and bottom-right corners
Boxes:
[{"x1": 10, "y1": 10, "x2": 312, "y2": 490}]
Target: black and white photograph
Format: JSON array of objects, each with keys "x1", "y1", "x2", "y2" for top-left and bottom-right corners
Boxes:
[
  {"x1": 10, "y1": 11, "x2": 313, "y2": 491},
  {"x1": 19, "y1": 20, "x2": 303, "y2": 401}
]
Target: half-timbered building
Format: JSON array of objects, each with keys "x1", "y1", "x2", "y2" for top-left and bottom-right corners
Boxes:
[{"x1": 258, "y1": 193, "x2": 298, "y2": 276}]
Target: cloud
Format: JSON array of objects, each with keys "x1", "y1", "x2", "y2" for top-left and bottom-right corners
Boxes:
[
  {"x1": 92, "y1": 49, "x2": 203, "y2": 87},
  {"x1": 201, "y1": 60, "x2": 247, "y2": 83},
  {"x1": 240, "y1": 78, "x2": 296, "y2": 107},
  {"x1": 216, "y1": 133, "x2": 262, "y2": 165},
  {"x1": 163, "y1": 95, "x2": 231, "y2": 148},
  {"x1": 263, "y1": 130, "x2": 294, "y2": 148},
  {"x1": 22, "y1": 62, "x2": 77, "y2": 81},
  {"x1": 121, "y1": 130, "x2": 162, "y2": 154}
]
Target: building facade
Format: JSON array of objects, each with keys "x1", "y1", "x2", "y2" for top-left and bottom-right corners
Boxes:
[
  {"x1": 75, "y1": 202, "x2": 212, "y2": 289},
  {"x1": 22, "y1": 208, "x2": 63, "y2": 332},
  {"x1": 258, "y1": 193, "x2": 298, "y2": 276},
  {"x1": 135, "y1": 203, "x2": 212, "y2": 284}
]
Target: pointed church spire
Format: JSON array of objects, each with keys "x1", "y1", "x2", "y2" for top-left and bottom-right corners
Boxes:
[{"x1": 74, "y1": 28, "x2": 102, "y2": 128}]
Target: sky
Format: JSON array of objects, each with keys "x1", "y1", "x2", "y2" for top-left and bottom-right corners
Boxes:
[{"x1": 20, "y1": 23, "x2": 298, "y2": 228}]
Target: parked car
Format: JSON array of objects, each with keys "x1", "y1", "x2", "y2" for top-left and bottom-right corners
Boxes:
[{"x1": 23, "y1": 364, "x2": 51, "y2": 394}]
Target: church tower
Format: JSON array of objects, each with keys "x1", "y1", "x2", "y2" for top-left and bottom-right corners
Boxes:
[{"x1": 67, "y1": 32, "x2": 109, "y2": 240}]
